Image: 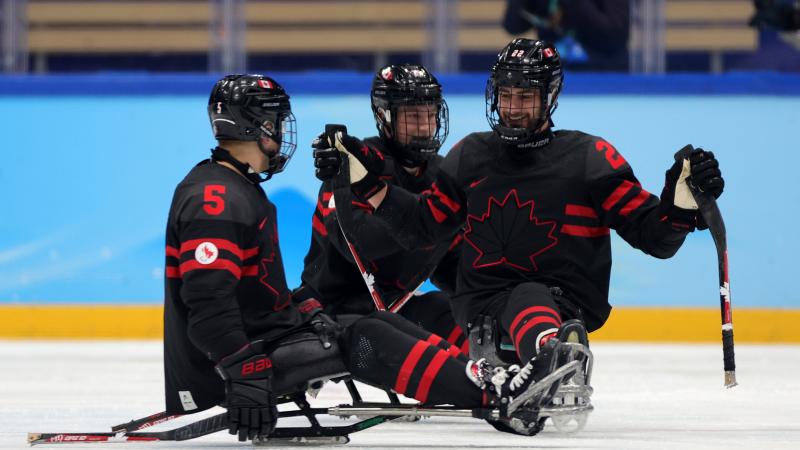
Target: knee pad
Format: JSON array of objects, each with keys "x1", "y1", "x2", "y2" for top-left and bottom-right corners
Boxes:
[{"x1": 266, "y1": 332, "x2": 349, "y2": 396}]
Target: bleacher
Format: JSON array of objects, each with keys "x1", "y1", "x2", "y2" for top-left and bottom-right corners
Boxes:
[{"x1": 23, "y1": 0, "x2": 757, "y2": 72}]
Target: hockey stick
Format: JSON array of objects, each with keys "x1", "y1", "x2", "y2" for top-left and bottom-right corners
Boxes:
[
  {"x1": 28, "y1": 412, "x2": 228, "y2": 445},
  {"x1": 110, "y1": 411, "x2": 181, "y2": 432},
  {"x1": 325, "y1": 124, "x2": 422, "y2": 313},
  {"x1": 688, "y1": 150, "x2": 737, "y2": 388}
]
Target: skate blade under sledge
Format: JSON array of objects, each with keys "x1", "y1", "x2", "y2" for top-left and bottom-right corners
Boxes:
[
  {"x1": 253, "y1": 435, "x2": 350, "y2": 446},
  {"x1": 548, "y1": 342, "x2": 594, "y2": 434},
  {"x1": 506, "y1": 360, "x2": 581, "y2": 417}
]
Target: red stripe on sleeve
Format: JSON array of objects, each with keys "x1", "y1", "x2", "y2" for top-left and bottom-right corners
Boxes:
[
  {"x1": 560, "y1": 224, "x2": 610, "y2": 237},
  {"x1": 394, "y1": 341, "x2": 429, "y2": 395},
  {"x1": 179, "y1": 238, "x2": 255, "y2": 261},
  {"x1": 514, "y1": 316, "x2": 561, "y2": 348},
  {"x1": 414, "y1": 349, "x2": 450, "y2": 403},
  {"x1": 241, "y1": 265, "x2": 259, "y2": 276},
  {"x1": 509, "y1": 306, "x2": 561, "y2": 338},
  {"x1": 619, "y1": 189, "x2": 651, "y2": 217},
  {"x1": 179, "y1": 259, "x2": 242, "y2": 279},
  {"x1": 565, "y1": 204, "x2": 598, "y2": 218},
  {"x1": 165, "y1": 266, "x2": 180, "y2": 278},
  {"x1": 312, "y1": 215, "x2": 328, "y2": 236},
  {"x1": 430, "y1": 183, "x2": 461, "y2": 213},
  {"x1": 602, "y1": 180, "x2": 634, "y2": 211},
  {"x1": 426, "y1": 198, "x2": 448, "y2": 223},
  {"x1": 166, "y1": 246, "x2": 179, "y2": 258}
]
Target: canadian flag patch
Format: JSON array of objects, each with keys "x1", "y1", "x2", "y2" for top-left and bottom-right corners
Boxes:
[{"x1": 195, "y1": 242, "x2": 218, "y2": 265}]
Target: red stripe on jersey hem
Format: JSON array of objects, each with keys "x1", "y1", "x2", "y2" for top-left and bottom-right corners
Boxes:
[
  {"x1": 394, "y1": 341, "x2": 428, "y2": 395},
  {"x1": 602, "y1": 180, "x2": 634, "y2": 211},
  {"x1": 414, "y1": 349, "x2": 450, "y2": 403},
  {"x1": 561, "y1": 224, "x2": 610, "y2": 237},
  {"x1": 514, "y1": 316, "x2": 561, "y2": 348},
  {"x1": 179, "y1": 238, "x2": 256, "y2": 261},
  {"x1": 565, "y1": 204, "x2": 598, "y2": 218},
  {"x1": 619, "y1": 189, "x2": 651, "y2": 216},
  {"x1": 312, "y1": 215, "x2": 328, "y2": 236},
  {"x1": 166, "y1": 246, "x2": 179, "y2": 258},
  {"x1": 179, "y1": 259, "x2": 241, "y2": 279},
  {"x1": 509, "y1": 306, "x2": 561, "y2": 338}
]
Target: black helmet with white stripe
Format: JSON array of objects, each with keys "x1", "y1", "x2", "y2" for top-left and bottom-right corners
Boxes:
[{"x1": 208, "y1": 74, "x2": 297, "y2": 176}]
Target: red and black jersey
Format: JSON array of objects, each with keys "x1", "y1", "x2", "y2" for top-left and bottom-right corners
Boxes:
[
  {"x1": 374, "y1": 130, "x2": 691, "y2": 332},
  {"x1": 297, "y1": 137, "x2": 460, "y2": 314},
  {"x1": 163, "y1": 159, "x2": 303, "y2": 414}
]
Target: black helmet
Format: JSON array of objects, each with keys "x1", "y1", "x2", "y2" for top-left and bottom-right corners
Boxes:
[
  {"x1": 486, "y1": 38, "x2": 563, "y2": 149},
  {"x1": 208, "y1": 74, "x2": 297, "y2": 177},
  {"x1": 371, "y1": 64, "x2": 449, "y2": 167}
]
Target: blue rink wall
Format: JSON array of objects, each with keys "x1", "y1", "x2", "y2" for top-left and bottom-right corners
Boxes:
[{"x1": 1, "y1": 73, "x2": 798, "y2": 311}]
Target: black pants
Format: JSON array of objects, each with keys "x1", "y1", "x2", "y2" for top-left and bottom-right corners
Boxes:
[
  {"x1": 339, "y1": 311, "x2": 481, "y2": 407},
  {"x1": 398, "y1": 291, "x2": 469, "y2": 353},
  {"x1": 492, "y1": 282, "x2": 583, "y2": 362}
]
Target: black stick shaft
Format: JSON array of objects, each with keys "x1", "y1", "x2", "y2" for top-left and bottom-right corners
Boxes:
[{"x1": 692, "y1": 185, "x2": 737, "y2": 387}]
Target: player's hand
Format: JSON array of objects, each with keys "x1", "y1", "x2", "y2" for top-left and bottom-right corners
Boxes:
[
  {"x1": 686, "y1": 148, "x2": 723, "y2": 199},
  {"x1": 297, "y1": 298, "x2": 342, "y2": 349},
  {"x1": 321, "y1": 124, "x2": 387, "y2": 200},
  {"x1": 215, "y1": 343, "x2": 277, "y2": 441},
  {"x1": 660, "y1": 145, "x2": 724, "y2": 230},
  {"x1": 312, "y1": 134, "x2": 341, "y2": 181}
]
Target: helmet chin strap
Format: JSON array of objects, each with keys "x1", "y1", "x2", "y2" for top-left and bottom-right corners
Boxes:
[{"x1": 211, "y1": 147, "x2": 269, "y2": 184}]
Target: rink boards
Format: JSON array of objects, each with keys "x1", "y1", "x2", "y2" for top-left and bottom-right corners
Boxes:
[
  {"x1": 0, "y1": 305, "x2": 798, "y2": 342},
  {"x1": 1, "y1": 73, "x2": 798, "y2": 341}
]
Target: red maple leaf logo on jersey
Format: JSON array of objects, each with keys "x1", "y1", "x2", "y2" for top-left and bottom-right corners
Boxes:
[{"x1": 463, "y1": 190, "x2": 557, "y2": 272}]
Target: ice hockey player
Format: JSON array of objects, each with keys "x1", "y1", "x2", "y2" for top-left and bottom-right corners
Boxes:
[
  {"x1": 315, "y1": 38, "x2": 725, "y2": 374},
  {"x1": 162, "y1": 74, "x2": 579, "y2": 443},
  {"x1": 295, "y1": 64, "x2": 466, "y2": 349}
]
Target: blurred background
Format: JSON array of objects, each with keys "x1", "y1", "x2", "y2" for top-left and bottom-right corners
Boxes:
[{"x1": 1, "y1": 0, "x2": 798, "y2": 341}]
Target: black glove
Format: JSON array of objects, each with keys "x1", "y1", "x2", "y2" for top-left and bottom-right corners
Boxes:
[
  {"x1": 312, "y1": 133, "x2": 341, "y2": 181},
  {"x1": 660, "y1": 145, "x2": 724, "y2": 231},
  {"x1": 297, "y1": 298, "x2": 342, "y2": 349},
  {"x1": 321, "y1": 124, "x2": 387, "y2": 200},
  {"x1": 215, "y1": 344, "x2": 277, "y2": 442},
  {"x1": 686, "y1": 148, "x2": 724, "y2": 199}
]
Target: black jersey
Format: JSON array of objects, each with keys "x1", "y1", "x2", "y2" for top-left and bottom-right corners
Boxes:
[
  {"x1": 297, "y1": 137, "x2": 460, "y2": 314},
  {"x1": 374, "y1": 130, "x2": 692, "y2": 331},
  {"x1": 163, "y1": 159, "x2": 303, "y2": 414}
]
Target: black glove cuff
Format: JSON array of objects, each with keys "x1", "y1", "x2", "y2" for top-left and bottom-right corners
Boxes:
[{"x1": 351, "y1": 173, "x2": 386, "y2": 202}]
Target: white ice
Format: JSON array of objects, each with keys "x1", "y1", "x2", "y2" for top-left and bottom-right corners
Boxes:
[{"x1": 2, "y1": 341, "x2": 799, "y2": 449}]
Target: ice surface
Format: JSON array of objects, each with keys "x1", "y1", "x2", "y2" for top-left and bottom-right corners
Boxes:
[{"x1": 2, "y1": 341, "x2": 799, "y2": 449}]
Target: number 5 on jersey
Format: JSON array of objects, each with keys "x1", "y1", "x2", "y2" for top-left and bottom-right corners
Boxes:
[{"x1": 203, "y1": 185, "x2": 226, "y2": 215}]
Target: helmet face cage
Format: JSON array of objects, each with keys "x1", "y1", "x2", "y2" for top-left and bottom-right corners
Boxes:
[
  {"x1": 378, "y1": 96, "x2": 449, "y2": 165},
  {"x1": 267, "y1": 110, "x2": 297, "y2": 174},
  {"x1": 371, "y1": 65, "x2": 449, "y2": 166},
  {"x1": 485, "y1": 74, "x2": 561, "y2": 143},
  {"x1": 485, "y1": 39, "x2": 563, "y2": 146},
  {"x1": 208, "y1": 75, "x2": 296, "y2": 175}
]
